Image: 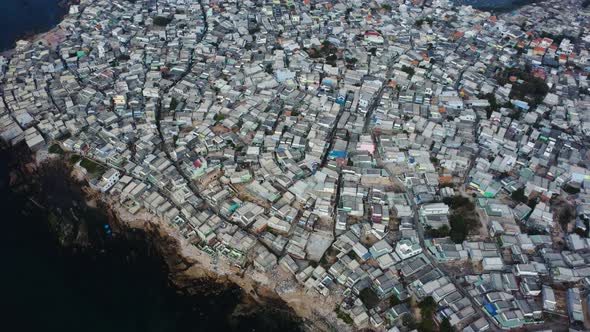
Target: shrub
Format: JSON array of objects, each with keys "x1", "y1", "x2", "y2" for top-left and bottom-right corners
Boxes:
[
  {"x1": 48, "y1": 144, "x2": 64, "y2": 155},
  {"x1": 335, "y1": 307, "x2": 353, "y2": 325},
  {"x1": 213, "y1": 113, "x2": 225, "y2": 122},
  {"x1": 511, "y1": 187, "x2": 528, "y2": 203},
  {"x1": 401, "y1": 65, "x2": 415, "y2": 77},
  {"x1": 426, "y1": 225, "x2": 450, "y2": 238}
]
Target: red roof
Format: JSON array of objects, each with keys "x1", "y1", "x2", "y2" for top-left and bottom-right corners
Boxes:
[
  {"x1": 439, "y1": 176, "x2": 453, "y2": 183},
  {"x1": 530, "y1": 38, "x2": 542, "y2": 46},
  {"x1": 365, "y1": 31, "x2": 381, "y2": 36}
]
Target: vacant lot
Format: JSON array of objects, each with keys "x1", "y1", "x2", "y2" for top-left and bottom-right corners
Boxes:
[{"x1": 79, "y1": 158, "x2": 106, "y2": 176}]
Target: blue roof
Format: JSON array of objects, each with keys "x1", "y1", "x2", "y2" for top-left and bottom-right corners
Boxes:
[
  {"x1": 484, "y1": 303, "x2": 497, "y2": 316},
  {"x1": 322, "y1": 78, "x2": 336, "y2": 86},
  {"x1": 329, "y1": 150, "x2": 347, "y2": 158},
  {"x1": 512, "y1": 100, "x2": 530, "y2": 110}
]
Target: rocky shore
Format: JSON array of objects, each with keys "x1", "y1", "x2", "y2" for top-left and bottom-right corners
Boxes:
[
  {"x1": 108, "y1": 204, "x2": 348, "y2": 332},
  {"x1": 92, "y1": 175, "x2": 351, "y2": 332},
  {"x1": 5, "y1": 144, "x2": 350, "y2": 332},
  {"x1": 2, "y1": 146, "x2": 312, "y2": 331}
]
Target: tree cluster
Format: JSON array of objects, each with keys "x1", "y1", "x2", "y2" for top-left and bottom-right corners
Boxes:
[
  {"x1": 425, "y1": 225, "x2": 450, "y2": 238},
  {"x1": 417, "y1": 297, "x2": 437, "y2": 332},
  {"x1": 304, "y1": 40, "x2": 339, "y2": 65},
  {"x1": 511, "y1": 187, "x2": 528, "y2": 204},
  {"x1": 401, "y1": 65, "x2": 415, "y2": 77},
  {"x1": 153, "y1": 16, "x2": 172, "y2": 27},
  {"x1": 443, "y1": 196, "x2": 480, "y2": 243},
  {"x1": 496, "y1": 67, "x2": 549, "y2": 106}
]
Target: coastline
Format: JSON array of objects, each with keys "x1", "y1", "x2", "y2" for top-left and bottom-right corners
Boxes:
[
  {"x1": 0, "y1": 0, "x2": 77, "y2": 55},
  {"x1": 0, "y1": 1, "x2": 349, "y2": 329},
  {"x1": 0, "y1": 0, "x2": 565, "y2": 330},
  {"x1": 98, "y1": 171, "x2": 351, "y2": 332},
  {"x1": 452, "y1": 0, "x2": 537, "y2": 10},
  {"x1": 9, "y1": 144, "x2": 349, "y2": 332}
]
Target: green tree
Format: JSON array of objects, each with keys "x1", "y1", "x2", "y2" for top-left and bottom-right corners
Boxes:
[
  {"x1": 442, "y1": 196, "x2": 473, "y2": 209},
  {"x1": 403, "y1": 315, "x2": 416, "y2": 329},
  {"x1": 401, "y1": 65, "x2": 415, "y2": 77},
  {"x1": 511, "y1": 187, "x2": 528, "y2": 203},
  {"x1": 334, "y1": 307, "x2": 353, "y2": 325},
  {"x1": 326, "y1": 54, "x2": 338, "y2": 66},
  {"x1": 264, "y1": 63, "x2": 273, "y2": 74},
  {"x1": 390, "y1": 295, "x2": 401, "y2": 306},
  {"x1": 440, "y1": 317, "x2": 453, "y2": 332},
  {"x1": 213, "y1": 113, "x2": 225, "y2": 122},
  {"x1": 170, "y1": 97, "x2": 179, "y2": 110},
  {"x1": 482, "y1": 93, "x2": 498, "y2": 119},
  {"x1": 153, "y1": 16, "x2": 172, "y2": 26},
  {"x1": 450, "y1": 215, "x2": 468, "y2": 243},
  {"x1": 321, "y1": 40, "x2": 333, "y2": 49},
  {"x1": 418, "y1": 320, "x2": 434, "y2": 332},
  {"x1": 426, "y1": 225, "x2": 450, "y2": 238},
  {"x1": 418, "y1": 296, "x2": 436, "y2": 312},
  {"x1": 417, "y1": 296, "x2": 437, "y2": 332}
]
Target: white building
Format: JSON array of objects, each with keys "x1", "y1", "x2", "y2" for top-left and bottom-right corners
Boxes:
[
  {"x1": 542, "y1": 286, "x2": 556, "y2": 312},
  {"x1": 98, "y1": 168, "x2": 120, "y2": 192},
  {"x1": 419, "y1": 203, "x2": 450, "y2": 216},
  {"x1": 513, "y1": 263, "x2": 538, "y2": 277},
  {"x1": 482, "y1": 257, "x2": 504, "y2": 271},
  {"x1": 395, "y1": 239, "x2": 422, "y2": 260}
]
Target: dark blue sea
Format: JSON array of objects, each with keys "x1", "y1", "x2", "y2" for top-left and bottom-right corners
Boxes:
[
  {"x1": 0, "y1": 1, "x2": 303, "y2": 331},
  {"x1": 0, "y1": 0, "x2": 535, "y2": 51},
  {"x1": 0, "y1": 147, "x2": 304, "y2": 332},
  {"x1": 453, "y1": 0, "x2": 535, "y2": 10},
  {"x1": 0, "y1": 0, "x2": 69, "y2": 51},
  {"x1": 0, "y1": 0, "x2": 535, "y2": 331}
]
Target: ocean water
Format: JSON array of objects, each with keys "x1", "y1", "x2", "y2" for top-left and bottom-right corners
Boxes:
[
  {"x1": 0, "y1": 2, "x2": 303, "y2": 331},
  {"x1": 0, "y1": 0, "x2": 68, "y2": 51},
  {"x1": 0, "y1": 147, "x2": 303, "y2": 332},
  {"x1": 0, "y1": 0, "x2": 537, "y2": 331},
  {"x1": 453, "y1": 0, "x2": 535, "y2": 10},
  {"x1": 0, "y1": 0, "x2": 534, "y2": 51}
]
